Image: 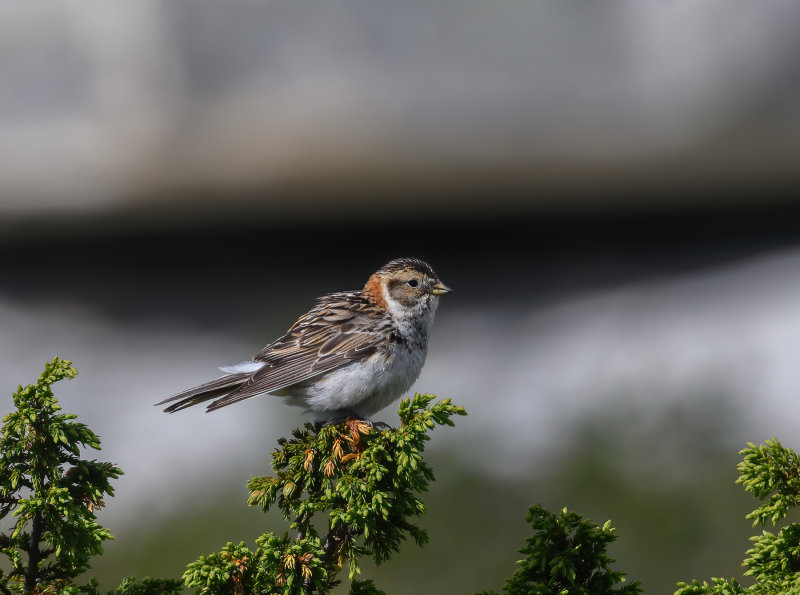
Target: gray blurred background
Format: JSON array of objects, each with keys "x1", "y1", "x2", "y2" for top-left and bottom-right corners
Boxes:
[{"x1": 3, "y1": 1, "x2": 800, "y2": 592}]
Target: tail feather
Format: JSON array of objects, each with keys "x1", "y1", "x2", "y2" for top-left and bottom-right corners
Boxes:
[
  {"x1": 206, "y1": 389, "x2": 265, "y2": 412},
  {"x1": 156, "y1": 373, "x2": 250, "y2": 413}
]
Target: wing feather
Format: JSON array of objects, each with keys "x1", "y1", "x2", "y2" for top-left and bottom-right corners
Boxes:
[{"x1": 205, "y1": 296, "x2": 389, "y2": 411}]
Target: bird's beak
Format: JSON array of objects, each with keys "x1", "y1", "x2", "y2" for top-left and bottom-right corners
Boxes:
[{"x1": 431, "y1": 282, "x2": 453, "y2": 296}]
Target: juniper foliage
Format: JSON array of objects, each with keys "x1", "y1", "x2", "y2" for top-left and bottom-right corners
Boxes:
[
  {"x1": 183, "y1": 393, "x2": 466, "y2": 594},
  {"x1": 0, "y1": 358, "x2": 181, "y2": 595},
  {"x1": 12, "y1": 357, "x2": 800, "y2": 594},
  {"x1": 479, "y1": 504, "x2": 641, "y2": 595},
  {"x1": 676, "y1": 438, "x2": 800, "y2": 594}
]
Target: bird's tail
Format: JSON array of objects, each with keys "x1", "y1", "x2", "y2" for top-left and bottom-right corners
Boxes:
[{"x1": 156, "y1": 373, "x2": 251, "y2": 413}]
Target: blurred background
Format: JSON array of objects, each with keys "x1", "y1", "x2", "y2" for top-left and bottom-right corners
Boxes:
[{"x1": 3, "y1": 1, "x2": 800, "y2": 592}]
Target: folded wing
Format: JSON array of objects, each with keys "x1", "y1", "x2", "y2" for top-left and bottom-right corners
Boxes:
[{"x1": 157, "y1": 293, "x2": 389, "y2": 413}]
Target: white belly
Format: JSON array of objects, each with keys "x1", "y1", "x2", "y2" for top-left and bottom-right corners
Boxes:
[{"x1": 283, "y1": 345, "x2": 427, "y2": 420}]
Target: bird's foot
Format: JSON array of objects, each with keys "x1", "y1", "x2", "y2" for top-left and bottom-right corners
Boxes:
[
  {"x1": 350, "y1": 419, "x2": 393, "y2": 432},
  {"x1": 321, "y1": 412, "x2": 392, "y2": 431},
  {"x1": 321, "y1": 410, "x2": 364, "y2": 427}
]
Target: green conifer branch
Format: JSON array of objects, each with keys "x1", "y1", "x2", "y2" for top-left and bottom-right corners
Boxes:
[
  {"x1": 676, "y1": 438, "x2": 800, "y2": 594},
  {"x1": 184, "y1": 394, "x2": 467, "y2": 594},
  {"x1": 15, "y1": 357, "x2": 800, "y2": 594},
  {"x1": 0, "y1": 358, "x2": 181, "y2": 594},
  {"x1": 479, "y1": 505, "x2": 641, "y2": 595},
  {"x1": 737, "y1": 438, "x2": 800, "y2": 527}
]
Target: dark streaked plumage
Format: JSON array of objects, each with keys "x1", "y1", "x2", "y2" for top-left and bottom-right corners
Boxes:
[{"x1": 156, "y1": 258, "x2": 451, "y2": 421}]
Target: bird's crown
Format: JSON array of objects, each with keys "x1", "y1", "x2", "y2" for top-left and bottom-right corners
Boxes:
[{"x1": 377, "y1": 257, "x2": 438, "y2": 280}]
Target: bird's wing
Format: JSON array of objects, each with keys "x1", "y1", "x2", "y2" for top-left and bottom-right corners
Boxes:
[{"x1": 205, "y1": 295, "x2": 388, "y2": 411}]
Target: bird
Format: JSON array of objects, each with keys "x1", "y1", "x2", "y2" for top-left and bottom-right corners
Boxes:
[{"x1": 156, "y1": 258, "x2": 451, "y2": 423}]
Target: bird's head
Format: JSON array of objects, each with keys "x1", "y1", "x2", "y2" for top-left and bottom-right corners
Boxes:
[{"x1": 364, "y1": 257, "x2": 452, "y2": 323}]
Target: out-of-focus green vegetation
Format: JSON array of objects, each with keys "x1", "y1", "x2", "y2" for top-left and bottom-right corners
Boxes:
[{"x1": 479, "y1": 505, "x2": 641, "y2": 594}]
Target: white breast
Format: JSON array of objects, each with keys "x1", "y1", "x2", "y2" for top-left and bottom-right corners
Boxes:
[{"x1": 294, "y1": 343, "x2": 427, "y2": 420}]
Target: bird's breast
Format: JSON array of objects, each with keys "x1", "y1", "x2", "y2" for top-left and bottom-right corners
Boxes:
[{"x1": 299, "y1": 343, "x2": 427, "y2": 417}]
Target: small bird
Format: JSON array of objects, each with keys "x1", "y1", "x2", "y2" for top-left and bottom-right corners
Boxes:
[{"x1": 156, "y1": 258, "x2": 451, "y2": 423}]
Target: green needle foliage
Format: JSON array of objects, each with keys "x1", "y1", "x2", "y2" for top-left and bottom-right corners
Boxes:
[
  {"x1": 479, "y1": 505, "x2": 641, "y2": 595},
  {"x1": 676, "y1": 438, "x2": 800, "y2": 594},
  {"x1": 0, "y1": 357, "x2": 181, "y2": 595},
  {"x1": 13, "y1": 358, "x2": 800, "y2": 594},
  {"x1": 183, "y1": 394, "x2": 467, "y2": 594}
]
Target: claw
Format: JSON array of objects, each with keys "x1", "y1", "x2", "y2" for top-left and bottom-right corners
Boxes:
[{"x1": 320, "y1": 413, "x2": 392, "y2": 431}]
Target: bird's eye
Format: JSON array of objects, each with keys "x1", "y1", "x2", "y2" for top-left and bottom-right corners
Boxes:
[{"x1": 407, "y1": 279, "x2": 419, "y2": 288}]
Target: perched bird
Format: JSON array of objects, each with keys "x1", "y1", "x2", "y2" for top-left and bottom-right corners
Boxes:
[{"x1": 156, "y1": 258, "x2": 451, "y2": 423}]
